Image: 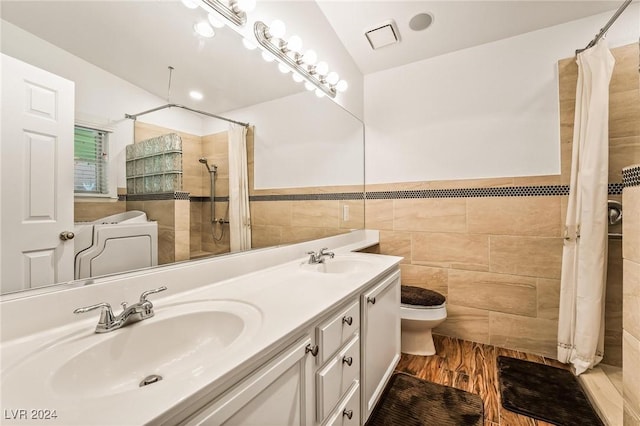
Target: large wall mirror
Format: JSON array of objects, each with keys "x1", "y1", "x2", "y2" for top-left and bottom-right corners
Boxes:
[{"x1": 0, "y1": 1, "x2": 364, "y2": 296}]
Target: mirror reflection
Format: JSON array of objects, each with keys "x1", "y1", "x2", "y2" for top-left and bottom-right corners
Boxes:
[{"x1": 0, "y1": 1, "x2": 365, "y2": 295}]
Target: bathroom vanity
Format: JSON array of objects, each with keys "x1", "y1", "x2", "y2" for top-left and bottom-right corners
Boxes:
[{"x1": 0, "y1": 231, "x2": 402, "y2": 426}]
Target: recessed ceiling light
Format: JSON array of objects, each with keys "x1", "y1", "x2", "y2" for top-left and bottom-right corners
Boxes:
[
  {"x1": 409, "y1": 13, "x2": 434, "y2": 32},
  {"x1": 194, "y1": 22, "x2": 215, "y2": 38},
  {"x1": 189, "y1": 91, "x2": 204, "y2": 100}
]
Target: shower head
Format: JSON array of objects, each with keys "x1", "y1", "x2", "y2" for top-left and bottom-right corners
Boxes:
[{"x1": 198, "y1": 158, "x2": 217, "y2": 173}]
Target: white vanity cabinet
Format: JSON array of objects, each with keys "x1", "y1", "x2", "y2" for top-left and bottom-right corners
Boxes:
[
  {"x1": 179, "y1": 266, "x2": 401, "y2": 426},
  {"x1": 361, "y1": 270, "x2": 401, "y2": 423},
  {"x1": 315, "y1": 300, "x2": 361, "y2": 424},
  {"x1": 182, "y1": 336, "x2": 315, "y2": 425}
]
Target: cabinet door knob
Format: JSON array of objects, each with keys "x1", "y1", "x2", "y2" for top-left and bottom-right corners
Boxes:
[
  {"x1": 342, "y1": 356, "x2": 353, "y2": 366},
  {"x1": 343, "y1": 409, "x2": 353, "y2": 420},
  {"x1": 342, "y1": 315, "x2": 353, "y2": 326},
  {"x1": 367, "y1": 296, "x2": 376, "y2": 305},
  {"x1": 305, "y1": 344, "x2": 318, "y2": 357}
]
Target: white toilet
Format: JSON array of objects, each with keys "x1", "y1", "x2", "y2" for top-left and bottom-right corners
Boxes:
[{"x1": 400, "y1": 285, "x2": 447, "y2": 356}]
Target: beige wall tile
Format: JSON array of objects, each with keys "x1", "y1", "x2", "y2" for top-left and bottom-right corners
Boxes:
[
  {"x1": 512, "y1": 174, "x2": 561, "y2": 186},
  {"x1": 467, "y1": 196, "x2": 561, "y2": 237},
  {"x1": 609, "y1": 89, "x2": 640, "y2": 140},
  {"x1": 433, "y1": 304, "x2": 490, "y2": 344},
  {"x1": 624, "y1": 259, "x2": 640, "y2": 341},
  {"x1": 142, "y1": 200, "x2": 175, "y2": 228},
  {"x1": 174, "y1": 230, "x2": 190, "y2": 262},
  {"x1": 490, "y1": 235, "x2": 562, "y2": 279},
  {"x1": 624, "y1": 187, "x2": 640, "y2": 263},
  {"x1": 291, "y1": 201, "x2": 340, "y2": 228},
  {"x1": 623, "y1": 406, "x2": 640, "y2": 426},
  {"x1": 251, "y1": 201, "x2": 292, "y2": 227},
  {"x1": 610, "y1": 137, "x2": 640, "y2": 182},
  {"x1": 157, "y1": 225, "x2": 175, "y2": 265},
  {"x1": 174, "y1": 200, "x2": 190, "y2": 232},
  {"x1": 413, "y1": 232, "x2": 489, "y2": 271},
  {"x1": 394, "y1": 198, "x2": 467, "y2": 233},
  {"x1": 340, "y1": 200, "x2": 365, "y2": 229},
  {"x1": 378, "y1": 231, "x2": 411, "y2": 264},
  {"x1": 623, "y1": 331, "x2": 640, "y2": 420},
  {"x1": 537, "y1": 278, "x2": 560, "y2": 320},
  {"x1": 606, "y1": 239, "x2": 624, "y2": 366},
  {"x1": 280, "y1": 227, "x2": 327, "y2": 245},
  {"x1": 74, "y1": 200, "x2": 126, "y2": 222},
  {"x1": 489, "y1": 312, "x2": 558, "y2": 358},
  {"x1": 126, "y1": 201, "x2": 144, "y2": 213},
  {"x1": 251, "y1": 225, "x2": 282, "y2": 248},
  {"x1": 364, "y1": 199, "x2": 394, "y2": 230},
  {"x1": 448, "y1": 270, "x2": 537, "y2": 317},
  {"x1": 399, "y1": 264, "x2": 448, "y2": 296}
]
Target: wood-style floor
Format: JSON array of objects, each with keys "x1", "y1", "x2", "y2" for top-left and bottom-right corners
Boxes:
[{"x1": 394, "y1": 334, "x2": 571, "y2": 426}]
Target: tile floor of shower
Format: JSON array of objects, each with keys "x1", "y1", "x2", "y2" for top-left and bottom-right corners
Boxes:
[{"x1": 395, "y1": 334, "x2": 622, "y2": 425}]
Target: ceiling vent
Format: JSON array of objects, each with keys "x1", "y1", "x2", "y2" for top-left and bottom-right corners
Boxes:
[{"x1": 365, "y1": 20, "x2": 400, "y2": 50}]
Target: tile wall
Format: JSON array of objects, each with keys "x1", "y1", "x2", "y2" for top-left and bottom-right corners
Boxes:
[
  {"x1": 363, "y1": 43, "x2": 639, "y2": 360},
  {"x1": 622, "y1": 165, "x2": 640, "y2": 425}
]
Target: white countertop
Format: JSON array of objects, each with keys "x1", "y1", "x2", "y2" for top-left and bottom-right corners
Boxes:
[{"x1": 0, "y1": 232, "x2": 401, "y2": 425}]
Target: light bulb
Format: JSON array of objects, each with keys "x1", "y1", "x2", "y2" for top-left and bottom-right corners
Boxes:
[
  {"x1": 236, "y1": 0, "x2": 256, "y2": 12},
  {"x1": 336, "y1": 80, "x2": 348, "y2": 92},
  {"x1": 315, "y1": 89, "x2": 325, "y2": 98},
  {"x1": 304, "y1": 81, "x2": 315, "y2": 91},
  {"x1": 181, "y1": 0, "x2": 199, "y2": 9},
  {"x1": 242, "y1": 38, "x2": 257, "y2": 50},
  {"x1": 292, "y1": 73, "x2": 304, "y2": 83},
  {"x1": 315, "y1": 61, "x2": 329, "y2": 76},
  {"x1": 261, "y1": 51, "x2": 275, "y2": 62},
  {"x1": 194, "y1": 22, "x2": 215, "y2": 38},
  {"x1": 189, "y1": 90, "x2": 204, "y2": 100},
  {"x1": 326, "y1": 72, "x2": 339, "y2": 85},
  {"x1": 278, "y1": 63, "x2": 290, "y2": 74},
  {"x1": 207, "y1": 13, "x2": 225, "y2": 28},
  {"x1": 269, "y1": 20, "x2": 286, "y2": 39},
  {"x1": 303, "y1": 49, "x2": 317, "y2": 65},
  {"x1": 287, "y1": 35, "x2": 303, "y2": 52}
]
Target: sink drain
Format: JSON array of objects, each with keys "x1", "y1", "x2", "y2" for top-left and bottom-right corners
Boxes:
[{"x1": 139, "y1": 374, "x2": 163, "y2": 387}]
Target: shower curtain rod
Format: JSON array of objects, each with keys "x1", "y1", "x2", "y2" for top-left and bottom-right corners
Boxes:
[
  {"x1": 125, "y1": 103, "x2": 250, "y2": 128},
  {"x1": 576, "y1": 0, "x2": 633, "y2": 54}
]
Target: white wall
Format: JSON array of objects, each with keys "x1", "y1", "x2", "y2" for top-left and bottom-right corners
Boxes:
[
  {"x1": 204, "y1": 91, "x2": 364, "y2": 189},
  {"x1": 364, "y1": 5, "x2": 640, "y2": 185},
  {"x1": 1, "y1": 20, "x2": 205, "y2": 196}
]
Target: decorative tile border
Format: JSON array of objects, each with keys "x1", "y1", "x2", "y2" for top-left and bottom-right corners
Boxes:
[
  {"x1": 623, "y1": 165, "x2": 640, "y2": 187},
  {"x1": 120, "y1": 183, "x2": 624, "y2": 202},
  {"x1": 124, "y1": 191, "x2": 190, "y2": 201},
  {"x1": 191, "y1": 196, "x2": 230, "y2": 202}
]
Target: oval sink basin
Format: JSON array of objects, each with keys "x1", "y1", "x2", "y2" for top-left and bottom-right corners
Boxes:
[
  {"x1": 301, "y1": 257, "x2": 375, "y2": 274},
  {"x1": 4, "y1": 300, "x2": 262, "y2": 400}
]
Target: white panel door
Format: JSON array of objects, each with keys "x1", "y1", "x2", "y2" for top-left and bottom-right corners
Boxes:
[{"x1": 1, "y1": 54, "x2": 75, "y2": 293}]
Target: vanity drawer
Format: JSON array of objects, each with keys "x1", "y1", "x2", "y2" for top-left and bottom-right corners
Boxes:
[
  {"x1": 316, "y1": 334, "x2": 360, "y2": 421},
  {"x1": 323, "y1": 382, "x2": 360, "y2": 426},
  {"x1": 317, "y1": 300, "x2": 359, "y2": 363}
]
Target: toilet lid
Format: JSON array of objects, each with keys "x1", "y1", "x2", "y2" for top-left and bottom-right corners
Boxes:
[{"x1": 401, "y1": 285, "x2": 446, "y2": 307}]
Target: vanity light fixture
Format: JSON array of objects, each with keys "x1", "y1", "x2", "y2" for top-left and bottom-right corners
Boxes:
[
  {"x1": 254, "y1": 20, "x2": 348, "y2": 98},
  {"x1": 194, "y1": 21, "x2": 215, "y2": 38},
  {"x1": 194, "y1": 0, "x2": 253, "y2": 28}
]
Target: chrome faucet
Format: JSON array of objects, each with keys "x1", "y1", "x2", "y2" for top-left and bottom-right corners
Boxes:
[
  {"x1": 74, "y1": 286, "x2": 167, "y2": 333},
  {"x1": 306, "y1": 247, "x2": 335, "y2": 264}
]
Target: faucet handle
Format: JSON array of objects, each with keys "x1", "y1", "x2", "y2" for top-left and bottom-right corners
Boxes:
[
  {"x1": 73, "y1": 302, "x2": 115, "y2": 327},
  {"x1": 139, "y1": 286, "x2": 167, "y2": 303}
]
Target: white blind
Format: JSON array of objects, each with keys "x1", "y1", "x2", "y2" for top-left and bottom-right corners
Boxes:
[{"x1": 74, "y1": 126, "x2": 108, "y2": 194}]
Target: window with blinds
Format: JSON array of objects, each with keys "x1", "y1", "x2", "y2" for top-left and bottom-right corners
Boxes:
[{"x1": 74, "y1": 126, "x2": 108, "y2": 194}]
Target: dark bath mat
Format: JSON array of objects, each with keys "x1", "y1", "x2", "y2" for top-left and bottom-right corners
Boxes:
[
  {"x1": 366, "y1": 372, "x2": 483, "y2": 426},
  {"x1": 497, "y1": 356, "x2": 604, "y2": 426}
]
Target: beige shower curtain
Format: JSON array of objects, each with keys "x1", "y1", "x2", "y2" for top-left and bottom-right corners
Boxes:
[
  {"x1": 228, "y1": 124, "x2": 252, "y2": 252},
  {"x1": 557, "y1": 41, "x2": 615, "y2": 375}
]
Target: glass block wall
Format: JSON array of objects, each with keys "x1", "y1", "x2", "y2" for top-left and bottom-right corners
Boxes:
[{"x1": 126, "y1": 133, "x2": 183, "y2": 194}]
